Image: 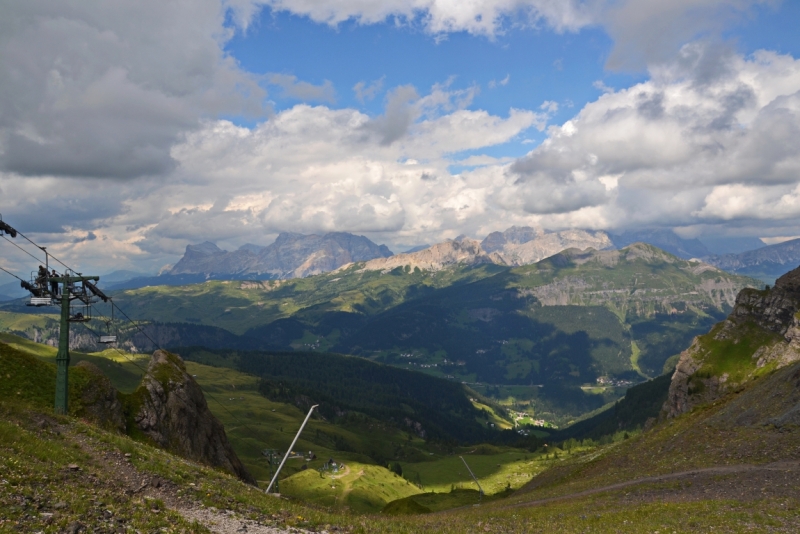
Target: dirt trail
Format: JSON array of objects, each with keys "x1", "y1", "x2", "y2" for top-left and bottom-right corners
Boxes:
[
  {"x1": 64, "y1": 423, "x2": 314, "y2": 534},
  {"x1": 504, "y1": 460, "x2": 800, "y2": 509}
]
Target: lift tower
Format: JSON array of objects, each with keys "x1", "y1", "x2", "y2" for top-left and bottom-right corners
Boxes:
[{"x1": 51, "y1": 273, "x2": 100, "y2": 414}]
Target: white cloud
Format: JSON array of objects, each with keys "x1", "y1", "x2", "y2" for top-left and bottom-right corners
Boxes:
[
  {"x1": 254, "y1": 0, "x2": 594, "y2": 37},
  {"x1": 253, "y1": 0, "x2": 775, "y2": 68},
  {"x1": 0, "y1": 0, "x2": 266, "y2": 179},
  {"x1": 602, "y1": 0, "x2": 777, "y2": 70},
  {"x1": 504, "y1": 43, "x2": 800, "y2": 232}
]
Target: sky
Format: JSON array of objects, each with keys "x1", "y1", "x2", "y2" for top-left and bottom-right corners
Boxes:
[{"x1": 1, "y1": 0, "x2": 800, "y2": 274}]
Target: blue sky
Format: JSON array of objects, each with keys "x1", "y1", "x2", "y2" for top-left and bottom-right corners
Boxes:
[{"x1": 2, "y1": 0, "x2": 800, "y2": 272}]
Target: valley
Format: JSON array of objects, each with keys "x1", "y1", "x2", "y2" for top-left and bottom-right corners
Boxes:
[
  {"x1": 4, "y1": 260, "x2": 800, "y2": 530},
  {"x1": 2, "y1": 242, "x2": 758, "y2": 425}
]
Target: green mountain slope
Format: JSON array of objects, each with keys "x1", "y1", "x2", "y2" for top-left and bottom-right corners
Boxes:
[
  {"x1": 1, "y1": 243, "x2": 759, "y2": 424},
  {"x1": 5, "y1": 313, "x2": 800, "y2": 532}
]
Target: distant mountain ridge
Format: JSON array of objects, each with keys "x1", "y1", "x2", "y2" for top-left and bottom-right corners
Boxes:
[
  {"x1": 355, "y1": 238, "x2": 506, "y2": 272},
  {"x1": 703, "y1": 238, "x2": 800, "y2": 283},
  {"x1": 101, "y1": 227, "x2": 789, "y2": 292},
  {"x1": 169, "y1": 231, "x2": 393, "y2": 279}
]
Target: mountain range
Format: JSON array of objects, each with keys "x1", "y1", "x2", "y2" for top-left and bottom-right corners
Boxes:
[
  {"x1": 104, "y1": 227, "x2": 797, "y2": 292},
  {"x1": 0, "y1": 241, "x2": 753, "y2": 424}
]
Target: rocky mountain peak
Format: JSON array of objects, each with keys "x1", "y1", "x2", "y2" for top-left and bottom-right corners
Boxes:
[
  {"x1": 355, "y1": 238, "x2": 505, "y2": 272},
  {"x1": 492, "y1": 229, "x2": 614, "y2": 266},
  {"x1": 481, "y1": 226, "x2": 542, "y2": 252},
  {"x1": 167, "y1": 232, "x2": 393, "y2": 279},
  {"x1": 185, "y1": 241, "x2": 225, "y2": 256},
  {"x1": 132, "y1": 350, "x2": 255, "y2": 485},
  {"x1": 664, "y1": 264, "x2": 800, "y2": 419}
]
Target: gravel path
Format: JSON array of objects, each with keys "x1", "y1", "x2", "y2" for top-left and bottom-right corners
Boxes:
[
  {"x1": 180, "y1": 506, "x2": 314, "y2": 534},
  {"x1": 66, "y1": 424, "x2": 317, "y2": 534}
]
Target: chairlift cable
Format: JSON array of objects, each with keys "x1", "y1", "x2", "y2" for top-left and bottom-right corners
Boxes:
[
  {"x1": 12, "y1": 228, "x2": 73, "y2": 272},
  {"x1": 0, "y1": 265, "x2": 25, "y2": 282},
  {"x1": 0, "y1": 234, "x2": 46, "y2": 265},
  {"x1": 5, "y1": 218, "x2": 263, "y2": 447}
]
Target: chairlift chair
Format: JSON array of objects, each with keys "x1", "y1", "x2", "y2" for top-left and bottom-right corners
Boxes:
[
  {"x1": 24, "y1": 270, "x2": 54, "y2": 306},
  {"x1": 98, "y1": 305, "x2": 117, "y2": 343}
]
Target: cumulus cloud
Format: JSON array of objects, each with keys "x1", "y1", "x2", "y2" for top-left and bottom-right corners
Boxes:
[
  {"x1": 504, "y1": 43, "x2": 800, "y2": 233},
  {"x1": 0, "y1": 0, "x2": 266, "y2": 179},
  {"x1": 602, "y1": 0, "x2": 777, "y2": 70},
  {"x1": 255, "y1": 0, "x2": 594, "y2": 37},
  {"x1": 366, "y1": 85, "x2": 420, "y2": 145},
  {"x1": 255, "y1": 0, "x2": 775, "y2": 68}
]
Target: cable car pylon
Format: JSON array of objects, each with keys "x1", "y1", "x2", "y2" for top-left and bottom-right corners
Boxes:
[
  {"x1": 51, "y1": 272, "x2": 103, "y2": 414},
  {"x1": 1, "y1": 216, "x2": 105, "y2": 415}
]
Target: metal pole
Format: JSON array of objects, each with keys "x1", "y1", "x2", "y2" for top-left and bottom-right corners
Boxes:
[
  {"x1": 54, "y1": 279, "x2": 70, "y2": 415},
  {"x1": 51, "y1": 274, "x2": 99, "y2": 415},
  {"x1": 459, "y1": 456, "x2": 484, "y2": 499},
  {"x1": 266, "y1": 404, "x2": 318, "y2": 493}
]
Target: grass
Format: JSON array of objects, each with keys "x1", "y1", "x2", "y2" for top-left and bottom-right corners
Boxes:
[
  {"x1": 694, "y1": 320, "x2": 783, "y2": 383},
  {"x1": 4, "y1": 331, "x2": 800, "y2": 531},
  {"x1": 400, "y1": 449, "x2": 561, "y2": 495},
  {"x1": 281, "y1": 461, "x2": 423, "y2": 513}
]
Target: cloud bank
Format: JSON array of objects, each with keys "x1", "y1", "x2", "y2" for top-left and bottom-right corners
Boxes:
[{"x1": 0, "y1": 0, "x2": 797, "y2": 274}]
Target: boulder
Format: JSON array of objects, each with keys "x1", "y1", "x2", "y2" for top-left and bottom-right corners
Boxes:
[{"x1": 131, "y1": 350, "x2": 256, "y2": 485}]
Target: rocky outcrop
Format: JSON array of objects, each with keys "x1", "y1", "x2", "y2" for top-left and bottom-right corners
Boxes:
[
  {"x1": 130, "y1": 350, "x2": 256, "y2": 485},
  {"x1": 354, "y1": 238, "x2": 505, "y2": 272},
  {"x1": 730, "y1": 267, "x2": 800, "y2": 336},
  {"x1": 663, "y1": 264, "x2": 800, "y2": 419},
  {"x1": 170, "y1": 232, "x2": 393, "y2": 279}
]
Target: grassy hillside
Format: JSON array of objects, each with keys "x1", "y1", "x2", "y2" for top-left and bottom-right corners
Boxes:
[
  {"x1": 4, "y1": 330, "x2": 800, "y2": 531},
  {"x1": 1, "y1": 245, "x2": 759, "y2": 425}
]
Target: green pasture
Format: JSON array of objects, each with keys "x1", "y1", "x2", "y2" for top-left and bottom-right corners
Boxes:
[
  {"x1": 281, "y1": 461, "x2": 423, "y2": 513},
  {"x1": 400, "y1": 449, "x2": 559, "y2": 495}
]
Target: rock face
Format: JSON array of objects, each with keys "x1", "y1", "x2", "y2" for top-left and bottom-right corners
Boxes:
[
  {"x1": 704, "y1": 237, "x2": 800, "y2": 282},
  {"x1": 355, "y1": 238, "x2": 506, "y2": 272},
  {"x1": 663, "y1": 264, "x2": 800, "y2": 419},
  {"x1": 480, "y1": 226, "x2": 613, "y2": 265},
  {"x1": 494, "y1": 229, "x2": 614, "y2": 266},
  {"x1": 527, "y1": 244, "x2": 742, "y2": 311},
  {"x1": 131, "y1": 350, "x2": 255, "y2": 485},
  {"x1": 481, "y1": 226, "x2": 544, "y2": 253},
  {"x1": 170, "y1": 232, "x2": 393, "y2": 279}
]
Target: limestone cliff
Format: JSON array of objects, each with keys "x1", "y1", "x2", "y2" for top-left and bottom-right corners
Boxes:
[
  {"x1": 664, "y1": 265, "x2": 800, "y2": 419},
  {"x1": 129, "y1": 350, "x2": 256, "y2": 485},
  {"x1": 353, "y1": 238, "x2": 505, "y2": 272},
  {"x1": 169, "y1": 232, "x2": 393, "y2": 279},
  {"x1": 492, "y1": 229, "x2": 615, "y2": 266}
]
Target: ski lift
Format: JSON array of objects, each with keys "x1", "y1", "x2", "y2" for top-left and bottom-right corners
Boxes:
[
  {"x1": 24, "y1": 268, "x2": 54, "y2": 306},
  {"x1": 67, "y1": 278, "x2": 94, "y2": 322},
  {"x1": 99, "y1": 305, "x2": 117, "y2": 344},
  {"x1": 0, "y1": 214, "x2": 17, "y2": 238}
]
